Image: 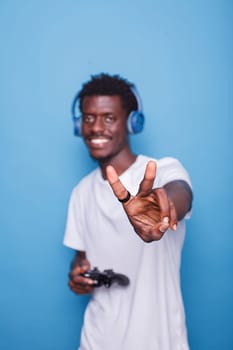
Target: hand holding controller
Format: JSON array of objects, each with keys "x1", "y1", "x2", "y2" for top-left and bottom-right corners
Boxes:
[{"x1": 81, "y1": 267, "x2": 130, "y2": 288}]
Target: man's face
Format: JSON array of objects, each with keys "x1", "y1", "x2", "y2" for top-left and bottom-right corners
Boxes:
[{"x1": 81, "y1": 95, "x2": 129, "y2": 162}]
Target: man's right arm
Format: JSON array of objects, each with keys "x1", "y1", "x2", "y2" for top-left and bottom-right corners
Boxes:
[{"x1": 68, "y1": 251, "x2": 94, "y2": 295}]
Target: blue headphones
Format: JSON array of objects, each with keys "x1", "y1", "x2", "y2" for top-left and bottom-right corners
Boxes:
[{"x1": 71, "y1": 86, "x2": 145, "y2": 136}]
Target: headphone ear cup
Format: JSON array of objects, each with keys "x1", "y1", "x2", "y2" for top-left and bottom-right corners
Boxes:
[
  {"x1": 73, "y1": 116, "x2": 82, "y2": 136},
  {"x1": 127, "y1": 111, "x2": 145, "y2": 134}
]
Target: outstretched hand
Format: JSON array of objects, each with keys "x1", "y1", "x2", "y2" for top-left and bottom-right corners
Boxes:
[{"x1": 106, "y1": 161, "x2": 177, "y2": 242}]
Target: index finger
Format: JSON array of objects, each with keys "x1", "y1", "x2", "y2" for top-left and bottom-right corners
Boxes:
[
  {"x1": 138, "y1": 161, "x2": 157, "y2": 194},
  {"x1": 69, "y1": 266, "x2": 94, "y2": 285},
  {"x1": 69, "y1": 264, "x2": 88, "y2": 279},
  {"x1": 105, "y1": 165, "x2": 129, "y2": 201}
]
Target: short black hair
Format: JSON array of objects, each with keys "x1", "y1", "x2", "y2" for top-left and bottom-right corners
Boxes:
[{"x1": 77, "y1": 73, "x2": 138, "y2": 115}]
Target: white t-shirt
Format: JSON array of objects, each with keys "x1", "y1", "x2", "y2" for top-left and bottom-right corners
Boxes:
[{"x1": 64, "y1": 155, "x2": 192, "y2": 350}]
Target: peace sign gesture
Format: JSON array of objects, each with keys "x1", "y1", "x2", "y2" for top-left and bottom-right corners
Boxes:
[{"x1": 106, "y1": 161, "x2": 178, "y2": 242}]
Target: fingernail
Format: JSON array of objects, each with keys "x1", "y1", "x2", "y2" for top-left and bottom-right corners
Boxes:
[
  {"x1": 163, "y1": 217, "x2": 169, "y2": 224},
  {"x1": 173, "y1": 224, "x2": 177, "y2": 231}
]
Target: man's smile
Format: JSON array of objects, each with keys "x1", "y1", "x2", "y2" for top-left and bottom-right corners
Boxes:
[
  {"x1": 85, "y1": 136, "x2": 112, "y2": 149},
  {"x1": 89, "y1": 137, "x2": 109, "y2": 144}
]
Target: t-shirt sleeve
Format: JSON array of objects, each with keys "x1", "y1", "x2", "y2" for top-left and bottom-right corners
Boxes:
[{"x1": 63, "y1": 187, "x2": 86, "y2": 251}]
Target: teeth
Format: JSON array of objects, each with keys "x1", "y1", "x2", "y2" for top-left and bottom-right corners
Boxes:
[{"x1": 91, "y1": 139, "x2": 108, "y2": 144}]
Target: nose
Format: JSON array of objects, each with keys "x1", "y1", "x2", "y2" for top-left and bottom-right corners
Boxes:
[{"x1": 91, "y1": 116, "x2": 105, "y2": 133}]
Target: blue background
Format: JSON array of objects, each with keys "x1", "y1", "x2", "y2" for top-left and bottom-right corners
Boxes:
[{"x1": 0, "y1": 1, "x2": 232, "y2": 349}]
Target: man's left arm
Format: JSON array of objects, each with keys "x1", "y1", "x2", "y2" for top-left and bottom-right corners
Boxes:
[{"x1": 164, "y1": 180, "x2": 193, "y2": 221}]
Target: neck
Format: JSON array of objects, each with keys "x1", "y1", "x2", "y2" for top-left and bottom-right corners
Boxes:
[{"x1": 99, "y1": 148, "x2": 137, "y2": 179}]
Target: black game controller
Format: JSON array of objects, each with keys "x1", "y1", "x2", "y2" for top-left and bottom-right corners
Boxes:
[{"x1": 81, "y1": 267, "x2": 130, "y2": 288}]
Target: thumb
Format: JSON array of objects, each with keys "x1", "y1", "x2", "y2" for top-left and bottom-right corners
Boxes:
[
  {"x1": 105, "y1": 165, "x2": 118, "y2": 185},
  {"x1": 106, "y1": 165, "x2": 129, "y2": 201}
]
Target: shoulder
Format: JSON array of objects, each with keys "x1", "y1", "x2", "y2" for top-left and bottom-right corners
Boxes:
[
  {"x1": 156, "y1": 156, "x2": 184, "y2": 169},
  {"x1": 70, "y1": 167, "x2": 100, "y2": 199},
  {"x1": 138, "y1": 154, "x2": 182, "y2": 169},
  {"x1": 156, "y1": 156, "x2": 191, "y2": 187},
  {"x1": 139, "y1": 154, "x2": 191, "y2": 187}
]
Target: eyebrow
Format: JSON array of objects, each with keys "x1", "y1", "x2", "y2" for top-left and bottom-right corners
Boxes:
[{"x1": 82, "y1": 112, "x2": 115, "y2": 116}]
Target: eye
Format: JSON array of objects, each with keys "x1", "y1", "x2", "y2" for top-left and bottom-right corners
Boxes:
[
  {"x1": 104, "y1": 115, "x2": 116, "y2": 124},
  {"x1": 83, "y1": 115, "x2": 95, "y2": 124}
]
